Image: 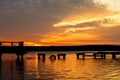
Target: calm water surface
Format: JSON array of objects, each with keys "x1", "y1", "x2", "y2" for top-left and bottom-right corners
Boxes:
[{"x1": 0, "y1": 52, "x2": 120, "y2": 80}]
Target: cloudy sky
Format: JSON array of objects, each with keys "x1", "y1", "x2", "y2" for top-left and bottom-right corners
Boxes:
[{"x1": 0, "y1": 0, "x2": 120, "y2": 46}]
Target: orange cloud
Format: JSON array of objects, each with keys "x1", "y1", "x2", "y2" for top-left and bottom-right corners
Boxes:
[{"x1": 39, "y1": 32, "x2": 100, "y2": 46}]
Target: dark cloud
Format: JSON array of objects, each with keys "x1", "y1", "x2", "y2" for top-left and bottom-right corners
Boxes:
[{"x1": 0, "y1": 0, "x2": 110, "y2": 43}]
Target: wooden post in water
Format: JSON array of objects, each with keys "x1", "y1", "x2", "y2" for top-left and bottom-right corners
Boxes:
[
  {"x1": 93, "y1": 53, "x2": 96, "y2": 59},
  {"x1": 94, "y1": 52, "x2": 105, "y2": 59},
  {"x1": 76, "y1": 53, "x2": 85, "y2": 60},
  {"x1": 57, "y1": 54, "x2": 66, "y2": 60},
  {"x1": 103, "y1": 53, "x2": 106, "y2": 59},
  {"x1": 16, "y1": 54, "x2": 20, "y2": 60},
  {"x1": 0, "y1": 42, "x2": 2, "y2": 61},
  {"x1": 101, "y1": 53, "x2": 104, "y2": 59},
  {"x1": 37, "y1": 53, "x2": 46, "y2": 60},
  {"x1": 112, "y1": 52, "x2": 116, "y2": 59},
  {"x1": 21, "y1": 55, "x2": 24, "y2": 61},
  {"x1": 16, "y1": 54, "x2": 24, "y2": 61}
]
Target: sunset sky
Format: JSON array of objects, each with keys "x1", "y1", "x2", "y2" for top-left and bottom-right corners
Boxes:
[{"x1": 0, "y1": 0, "x2": 120, "y2": 46}]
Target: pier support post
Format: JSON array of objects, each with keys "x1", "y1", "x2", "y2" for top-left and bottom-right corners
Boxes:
[
  {"x1": 76, "y1": 53, "x2": 85, "y2": 60},
  {"x1": 21, "y1": 55, "x2": 24, "y2": 61},
  {"x1": 101, "y1": 53, "x2": 104, "y2": 59},
  {"x1": 93, "y1": 53, "x2": 96, "y2": 59},
  {"x1": 17, "y1": 54, "x2": 20, "y2": 60},
  {"x1": 94, "y1": 52, "x2": 106, "y2": 59},
  {"x1": 16, "y1": 54, "x2": 24, "y2": 61},
  {"x1": 112, "y1": 53, "x2": 116, "y2": 59},
  {"x1": 57, "y1": 54, "x2": 66, "y2": 60},
  {"x1": 0, "y1": 42, "x2": 2, "y2": 61},
  {"x1": 37, "y1": 53, "x2": 46, "y2": 60},
  {"x1": 0, "y1": 54, "x2": 2, "y2": 63},
  {"x1": 103, "y1": 53, "x2": 106, "y2": 59}
]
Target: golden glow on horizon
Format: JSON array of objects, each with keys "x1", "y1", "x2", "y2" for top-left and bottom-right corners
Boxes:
[
  {"x1": 25, "y1": 42, "x2": 41, "y2": 46},
  {"x1": 40, "y1": 33, "x2": 99, "y2": 43}
]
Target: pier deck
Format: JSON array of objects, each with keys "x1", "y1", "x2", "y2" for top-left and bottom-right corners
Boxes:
[{"x1": 0, "y1": 41, "x2": 120, "y2": 60}]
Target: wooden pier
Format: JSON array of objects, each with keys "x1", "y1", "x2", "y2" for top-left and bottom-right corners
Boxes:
[
  {"x1": 0, "y1": 41, "x2": 120, "y2": 61},
  {"x1": 0, "y1": 41, "x2": 25, "y2": 61},
  {"x1": 76, "y1": 52, "x2": 120, "y2": 60}
]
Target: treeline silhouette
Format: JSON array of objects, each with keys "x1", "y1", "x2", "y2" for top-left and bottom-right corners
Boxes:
[
  {"x1": 1, "y1": 45, "x2": 120, "y2": 53},
  {"x1": 24, "y1": 45, "x2": 120, "y2": 51}
]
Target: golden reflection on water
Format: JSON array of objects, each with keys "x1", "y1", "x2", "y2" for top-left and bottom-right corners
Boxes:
[{"x1": 0, "y1": 52, "x2": 120, "y2": 80}]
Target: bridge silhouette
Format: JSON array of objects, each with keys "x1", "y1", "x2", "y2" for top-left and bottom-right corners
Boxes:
[{"x1": 0, "y1": 41, "x2": 120, "y2": 60}]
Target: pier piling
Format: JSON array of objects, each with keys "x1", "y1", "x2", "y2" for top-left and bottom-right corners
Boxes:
[
  {"x1": 94, "y1": 52, "x2": 106, "y2": 59},
  {"x1": 112, "y1": 53, "x2": 116, "y2": 59},
  {"x1": 76, "y1": 53, "x2": 85, "y2": 60},
  {"x1": 57, "y1": 54, "x2": 66, "y2": 59},
  {"x1": 37, "y1": 53, "x2": 46, "y2": 60}
]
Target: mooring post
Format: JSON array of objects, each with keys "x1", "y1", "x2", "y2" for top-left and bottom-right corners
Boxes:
[
  {"x1": 57, "y1": 54, "x2": 66, "y2": 60},
  {"x1": 103, "y1": 53, "x2": 106, "y2": 59},
  {"x1": 93, "y1": 53, "x2": 96, "y2": 59},
  {"x1": 77, "y1": 54, "x2": 79, "y2": 59},
  {"x1": 83, "y1": 53, "x2": 85, "y2": 60},
  {"x1": 21, "y1": 55, "x2": 24, "y2": 61},
  {"x1": 63, "y1": 54, "x2": 66, "y2": 59},
  {"x1": 76, "y1": 53, "x2": 85, "y2": 60},
  {"x1": 37, "y1": 53, "x2": 46, "y2": 60},
  {"x1": 101, "y1": 53, "x2": 104, "y2": 59},
  {"x1": 112, "y1": 53, "x2": 116, "y2": 59},
  {"x1": 16, "y1": 54, "x2": 20, "y2": 60}
]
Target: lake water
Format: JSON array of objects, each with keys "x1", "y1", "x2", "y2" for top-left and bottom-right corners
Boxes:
[{"x1": 0, "y1": 52, "x2": 120, "y2": 80}]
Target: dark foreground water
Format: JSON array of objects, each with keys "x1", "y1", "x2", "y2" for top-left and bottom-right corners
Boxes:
[{"x1": 0, "y1": 52, "x2": 120, "y2": 80}]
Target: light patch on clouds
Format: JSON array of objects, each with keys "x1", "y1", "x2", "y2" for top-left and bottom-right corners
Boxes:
[
  {"x1": 94, "y1": 0, "x2": 120, "y2": 11},
  {"x1": 53, "y1": 18, "x2": 97, "y2": 27},
  {"x1": 99, "y1": 14, "x2": 120, "y2": 27},
  {"x1": 65, "y1": 27, "x2": 95, "y2": 33},
  {"x1": 53, "y1": 13, "x2": 120, "y2": 28}
]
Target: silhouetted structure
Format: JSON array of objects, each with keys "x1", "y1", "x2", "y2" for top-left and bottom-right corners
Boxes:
[
  {"x1": 57, "y1": 54, "x2": 66, "y2": 59},
  {"x1": 93, "y1": 52, "x2": 103, "y2": 59},
  {"x1": 49, "y1": 55, "x2": 56, "y2": 60},
  {"x1": 76, "y1": 53, "x2": 85, "y2": 60},
  {"x1": 0, "y1": 41, "x2": 120, "y2": 60},
  {"x1": 37, "y1": 53, "x2": 46, "y2": 60},
  {"x1": 0, "y1": 41, "x2": 25, "y2": 61}
]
